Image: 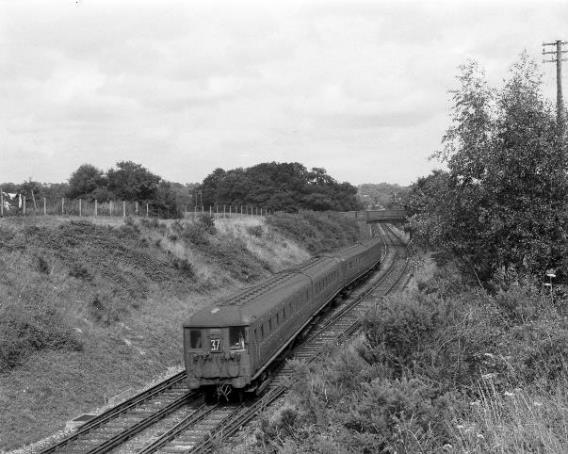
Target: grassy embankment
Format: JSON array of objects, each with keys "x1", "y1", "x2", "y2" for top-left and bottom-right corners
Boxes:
[
  {"x1": 0, "y1": 211, "x2": 360, "y2": 452},
  {"x1": 234, "y1": 252, "x2": 568, "y2": 454}
]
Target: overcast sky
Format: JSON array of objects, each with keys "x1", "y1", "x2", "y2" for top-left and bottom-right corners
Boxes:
[{"x1": 1, "y1": 0, "x2": 567, "y2": 187}]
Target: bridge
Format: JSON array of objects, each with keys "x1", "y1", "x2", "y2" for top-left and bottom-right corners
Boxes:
[{"x1": 342, "y1": 209, "x2": 408, "y2": 224}]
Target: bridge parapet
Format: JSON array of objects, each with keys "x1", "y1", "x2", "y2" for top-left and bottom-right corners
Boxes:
[{"x1": 365, "y1": 209, "x2": 407, "y2": 223}]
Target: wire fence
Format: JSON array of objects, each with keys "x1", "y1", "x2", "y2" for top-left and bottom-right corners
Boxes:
[{"x1": 0, "y1": 194, "x2": 274, "y2": 220}]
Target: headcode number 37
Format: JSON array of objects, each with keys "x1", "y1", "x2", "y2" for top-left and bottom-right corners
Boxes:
[{"x1": 210, "y1": 339, "x2": 221, "y2": 351}]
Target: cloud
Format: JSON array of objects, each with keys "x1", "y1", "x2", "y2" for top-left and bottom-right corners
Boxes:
[{"x1": 1, "y1": 0, "x2": 566, "y2": 186}]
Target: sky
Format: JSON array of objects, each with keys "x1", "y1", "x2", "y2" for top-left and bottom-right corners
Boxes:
[{"x1": 1, "y1": 0, "x2": 567, "y2": 187}]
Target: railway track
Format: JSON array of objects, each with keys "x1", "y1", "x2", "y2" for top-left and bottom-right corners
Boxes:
[
  {"x1": 40, "y1": 224, "x2": 409, "y2": 454},
  {"x1": 154, "y1": 224, "x2": 410, "y2": 454},
  {"x1": 38, "y1": 373, "x2": 195, "y2": 454}
]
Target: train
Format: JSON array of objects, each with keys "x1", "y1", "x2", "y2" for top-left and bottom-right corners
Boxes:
[{"x1": 182, "y1": 238, "x2": 383, "y2": 401}]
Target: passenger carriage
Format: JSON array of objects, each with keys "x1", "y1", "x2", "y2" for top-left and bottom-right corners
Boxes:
[{"x1": 183, "y1": 239, "x2": 383, "y2": 400}]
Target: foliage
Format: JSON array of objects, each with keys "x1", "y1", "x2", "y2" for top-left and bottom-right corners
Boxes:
[
  {"x1": 107, "y1": 161, "x2": 161, "y2": 201},
  {"x1": 405, "y1": 55, "x2": 568, "y2": 282},
  {"x1": 0, "y1": 296, "x2": 83, "y2": 370},
  {"x1": 149, "y1": 181, "x2": 183, "y2": 219},
  {"x1": 179, "y1": 214, "x2": 216, "y2": 245},
  {"x1": 197, "y1": 162, "x2": 360, "y2": 211},
  {"x1": 357, "y1": 182, "x2": 409, "y2": 209},
  {"x1": 265, "y1": 211, "x2": 360, "y2": 254},
  {"x1": 66, "y1": 164, "x2": 107, "y2": 200},
  {"x1": 245, "y1": 267, "x2": 568, "y2": 454}
]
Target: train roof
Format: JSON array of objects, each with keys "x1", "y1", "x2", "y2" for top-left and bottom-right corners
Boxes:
[
  {"x1": 183, "y1": 239, "x2": 382, "y2": 328},
  {"x1": 184, "y1": 256, "x2": 340, "y2": 327}
]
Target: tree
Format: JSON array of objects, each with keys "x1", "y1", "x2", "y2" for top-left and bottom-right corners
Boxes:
[
  {"x1": 107, "y1": 161, "x2": 161, "y2": 201},
  {"x1": 406, "y1": 53, "x2": 568, "y2": 282},
  {"x1": 196, "y1": 162, "x2": 360, "y2": 212},
  {"x1": 67, "y1": 164, "x2": 106, "y2": 200}
]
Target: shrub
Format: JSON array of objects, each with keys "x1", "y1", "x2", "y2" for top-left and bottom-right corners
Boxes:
[
  {"x1": 35, "y1": 255, "x2": 50, "y2": 274},
  {"x1": 0, "y1": 300, "x2": 82, "y2": 370},
  {"x1": 266, "y1": 211, "x2": 360, "y2": 253},
  {"x1": 88, "y1": 294, "x2": 121, "y2": 326},
  {"x1": 68, "y1": 263, "x2": 92, "y2": 281},
  {"x1": 247, "y1": 225, "x2": 264, "y2": 238}
]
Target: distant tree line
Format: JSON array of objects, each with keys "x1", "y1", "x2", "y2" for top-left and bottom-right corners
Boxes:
[
  {"x1": 357, "y1": 182, "x2": 408, "y2": 209},
  {"x1": 196, "y1": 162, "x2": 360, "y2": 211},
  {"x1": 2, "y1": 161, "x2": 361, "y2": 218},
  {"x1": 1, "y1": 161, "x2": 195, "y2": 218}
]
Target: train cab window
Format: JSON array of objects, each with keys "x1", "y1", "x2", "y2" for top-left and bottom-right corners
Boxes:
[
  {"x1": 189, "y1": 329, "x2": 203, "y2": 349},
  {"x1": 229, "y1": 326, "x2": 246, "y2": 350}
]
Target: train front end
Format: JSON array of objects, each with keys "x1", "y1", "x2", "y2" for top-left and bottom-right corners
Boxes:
[{"x1": 183, "y1": 306, "x2": 252, "y2": 393}]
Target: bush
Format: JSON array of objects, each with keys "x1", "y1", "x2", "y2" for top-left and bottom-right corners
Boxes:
[
  {"x1": 68, "y1": 263, "x2": 92, "y2": 280},
  {"x1": 266, "y1": 211, "x2": 360, "y2": 254},
  {"x1": 0, "y1": 299, "x2": 82, "y2": 370},
  {"x1": 181, "y1": 215, "x2": 216, "y2": 245},
  {"x1": 246, "y1": 225, "x2": 264, "y2": 238}
]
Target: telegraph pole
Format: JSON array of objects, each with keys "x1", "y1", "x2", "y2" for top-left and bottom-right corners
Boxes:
[{"x1": 543, "y1": 40, "x2": 568, "y2": 138}]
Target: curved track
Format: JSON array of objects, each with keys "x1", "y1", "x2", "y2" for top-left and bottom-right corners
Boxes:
[
  {"x1": 40, "y1": 224, "x2": 410, "y2": 454},
  {"x1": 139, "y1": 224, "x2": 410, "y2": 454}
]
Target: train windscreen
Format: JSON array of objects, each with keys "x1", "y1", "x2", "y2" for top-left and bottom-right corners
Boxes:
[
  {"x1": 229, "y1": 326, "x2": 246, "y2": 350},
  {"x1": 189, "y1": 329, "x2": 203, "y2": 349}
]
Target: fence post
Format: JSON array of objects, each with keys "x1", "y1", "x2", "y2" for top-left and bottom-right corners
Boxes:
[
  {"x1": 223, "y1": 205, "x2": 226, "y2": 218},
  {"x1": 95, "y1": 199, "x2": 98, "y2": 217},
  {"x1": 110, "y1": 201, "x2": 113, "y2": 216},
  {"x1": 43, "y1": 197, "x2": 46, "y2": 215},
  {"x1": 229, "y1": 205, "x2": 232, "y2": 217},
  {"x1": 79, "y1": 199, "x2": 82, "y2": 217},
  {"x1": 146, "y1": 203, "x2": 149, "y2": 217},
  {"x1": 61, "y1": 197, "x2": 64, "y2": 215},
  {"x1": 135, "y1": 201, "x2": 139, "y2": 216},
  {"x1": 209, "y1": 205, "x2": 212, "y2": 216},
  {"x1": 23, "y1": 197, "x2": 26, "y2": 215},
  {"x1": 123, "y1": 201, "x2": 126, "y2": 217},
  {"x1": 0, "y1": 190, "x2": 3, "y2": 217},
  {"x1": 240, "y1": 205, "x2": 243, "y2": 216}
]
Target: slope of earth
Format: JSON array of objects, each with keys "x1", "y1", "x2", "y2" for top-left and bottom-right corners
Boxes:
[{"x1": 0, "y1": 212, "x2": 360, "y2": 452}]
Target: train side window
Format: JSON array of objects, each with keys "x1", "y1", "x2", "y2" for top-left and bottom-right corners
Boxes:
[
  {"x1": 229, "y1": 326, "x2": 246, "y2": 350},
  {"x1": 276, "y1": 312, "x2": 280, "y2": 325},
  {"x1": 282, "y1": 307, "x2": 286, "y2": 319},
  {"x1": 269, "y1": 318, "x2": 273, "y2": 332},
  {"x1": 189, "y1": 329, "x2": 202, "y2": 349},
  {"x1": 260, "y1": 325, "x2": 264, "y2": 339}
]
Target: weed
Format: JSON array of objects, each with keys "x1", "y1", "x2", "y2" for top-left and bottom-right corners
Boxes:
[
  {"x1": 68, "y1": 263, "x2": 92, "y2": 281},
  {"x1": 88, "y1": 294, "x2": 121, "y2": 326},
  {"x1": 246, "y1": 225, "x2": 264, "y2": 238},
  {"x1": 173, "y1": 258, "x2": 195, "y2": 278},
  {"x1": 35, "y1": 255, "x2": 50, "y2": 274},
  {"x1": 0, "y1": 299, "x2": 82, "y2": 370}
]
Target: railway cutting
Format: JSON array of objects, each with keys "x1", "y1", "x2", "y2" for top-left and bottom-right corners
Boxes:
[{"x1": 39, "y1": 224, "x2": 410, "y2": 454}]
